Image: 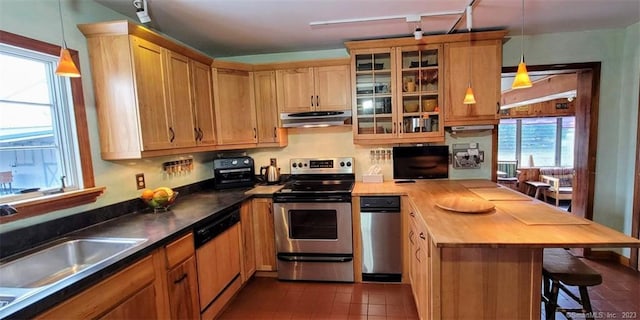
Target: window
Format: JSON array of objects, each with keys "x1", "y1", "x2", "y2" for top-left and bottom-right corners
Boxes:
[
  {"x1": 0, "y1": 30, "x2": 102, "y2": 221},
  {"x1": 0, "y1": 44, "x2": 79, "y2": 198},
  {"x1": 498, "y1": 116, "x2": 575, "y2": 167}
]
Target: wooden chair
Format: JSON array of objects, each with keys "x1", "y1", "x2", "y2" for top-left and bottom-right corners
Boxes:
[
  {"x1": 539, "y1": 167, "x2": 573, "y2": 206},
  {"x1": 0, "y1": 171, "x2": 13, "y2": 194}
]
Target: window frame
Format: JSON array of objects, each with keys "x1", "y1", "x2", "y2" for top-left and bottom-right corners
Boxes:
[{"x1": 0, "y1": 30, "x2": 104, "y2": 223}]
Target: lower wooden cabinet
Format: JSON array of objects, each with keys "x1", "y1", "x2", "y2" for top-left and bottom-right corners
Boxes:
[
  {"x1": 408, "y1": 204, "x2": 432, "y2": 319},
  {"x1": 252, "y1": 198, "x2": 277, "y2": 271},
  {"x1": 240, "y1": 200, "x2": 257, "y2": 281},
  {"x1": 35, "y1": 255, "x2": 160, "y2": 319}
]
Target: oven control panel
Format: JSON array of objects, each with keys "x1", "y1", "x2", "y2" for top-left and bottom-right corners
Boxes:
[{"x1": 290, "y1": 157, "x2": 354, "y2": 175}]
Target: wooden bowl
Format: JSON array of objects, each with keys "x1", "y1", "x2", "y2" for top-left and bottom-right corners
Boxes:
[{"x1": 404, "y1": 102, "x2": 419, "y2": 112}]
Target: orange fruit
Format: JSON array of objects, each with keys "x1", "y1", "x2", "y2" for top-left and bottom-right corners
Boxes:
[{"x1": 141, "y1": 189, "x2": 154, "y2": 200}]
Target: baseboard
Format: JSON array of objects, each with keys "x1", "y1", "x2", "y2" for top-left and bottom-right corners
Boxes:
[
  {"x1": 254, "y1": 271, "x2": 278, "y2": 278},
  {"x1": 586, "y1": 250, "x2": 633, "y2": 268}
]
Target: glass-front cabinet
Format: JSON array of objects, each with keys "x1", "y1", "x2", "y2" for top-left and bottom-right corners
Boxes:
[
  {"x1": 353, "y1": 49, "x2": 395, "y2": 137},
  {"x1": 351, "y1": 45, "x2": 444, "y2": 143}
]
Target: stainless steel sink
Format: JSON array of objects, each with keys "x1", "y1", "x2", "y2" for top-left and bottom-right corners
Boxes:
[{"x1": 0, "y1": 237, "x2": 147, "y2": 314}]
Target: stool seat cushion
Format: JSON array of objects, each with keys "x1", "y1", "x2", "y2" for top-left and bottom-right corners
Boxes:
[{"x1": 543, "y1": 248, "x2": 602, "y2": 286}]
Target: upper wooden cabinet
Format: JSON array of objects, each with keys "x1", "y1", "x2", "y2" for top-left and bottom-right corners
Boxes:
[
  {"x1": 212, "y1": 62, "x2": 257, "y2": 146},
  {"x1": 346, "y1": 31, "x2": 506, "y2": 138},
  {"x1": 78, "y1": 20, "x2": 214, "y2": 159},
  {"x1": 275, "y1": 61, "x2": 351, "y2": 113},
  {"x1": 443, "y1": 39, "x2": 502, "y2": 126},
  {"x1": 190, "y1": 60, "x2": 217, "y2": 146},
  {"x1": 254, "y1": 70, "x2": 287, "y2": 146}
]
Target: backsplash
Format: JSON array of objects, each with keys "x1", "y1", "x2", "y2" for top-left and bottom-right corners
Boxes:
[{"x1": 248, "y1": 126, "x2": 493, "y2": 181}]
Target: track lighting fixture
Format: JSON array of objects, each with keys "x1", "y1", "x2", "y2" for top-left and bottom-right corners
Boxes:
[
  {"x1": 413, "y1": 27, "x2": 423, "y2": 40},
  {"x1": 133, "y1": 0, "x2": 151, "y2": 24}
]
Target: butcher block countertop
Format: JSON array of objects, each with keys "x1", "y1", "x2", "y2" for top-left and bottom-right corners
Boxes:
[{"x1": 352, "y1": 180, "x2": 640, "y2": 249}]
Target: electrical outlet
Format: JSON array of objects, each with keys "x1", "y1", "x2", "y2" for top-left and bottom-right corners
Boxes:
[{"x1": 135, "y1": 173, "x2": 146, "y2": 190}]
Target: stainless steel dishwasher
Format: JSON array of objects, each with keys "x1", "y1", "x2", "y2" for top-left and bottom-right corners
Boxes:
[{"x1": 360, "y1": 196, "x2": 401, "y2": 282}]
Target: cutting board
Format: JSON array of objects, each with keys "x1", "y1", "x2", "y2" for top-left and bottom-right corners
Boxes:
[
  {"x1": 470, "y1": 187, "x2": 532, "y2": 201},
  {"x1": 458, "y1": 180, "x2": 499, "y2": 189},
  {"x1": 496, "y1": 202, "x2": 590, "y2": 225},
  {"x1": 435, "y1": 196, "x2": 495, "y2": 214}
]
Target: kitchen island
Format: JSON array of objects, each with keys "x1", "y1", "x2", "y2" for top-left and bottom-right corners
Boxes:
[{"x1": 352, "y1": 179, "x2": 640, "y2": 320}]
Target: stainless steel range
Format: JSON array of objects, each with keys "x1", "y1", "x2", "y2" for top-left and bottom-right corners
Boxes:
[{"x1": 272, "y1": 157, "x2": 355, "y2": 282}]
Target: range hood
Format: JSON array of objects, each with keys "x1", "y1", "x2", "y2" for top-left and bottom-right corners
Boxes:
[
  {"x1": 447, "y1": 125, "x2": 495, "y2": 132},
  {"x1": 280, "y1": 110, "x2": 352, "y2": 128}
]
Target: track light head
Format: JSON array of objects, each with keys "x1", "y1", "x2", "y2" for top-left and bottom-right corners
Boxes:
[
  {"x1": 414, "y1": 27, "x2": 423, "y2": 40},
  {"x1": 133, "y1": 0, "x2": 151, "y2": 24}
]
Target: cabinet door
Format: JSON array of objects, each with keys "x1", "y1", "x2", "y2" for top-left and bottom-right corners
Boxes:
[
  {"x1": 314, "y1": 65, "x2": 351, "y2": 111},
  {"x1": 276, "y1": 68, "x2": 314, "y2": 113},
  {"x1": 254, "y1": 70, "x2": 280, "y2": 144},
  {"x1": 213, "y1": 68, "x2": 257, "y2": 145},
  {"x1": 190, "y1": 60, "x2": 216, "y2": 146},
  {"x1": 164, "y1": 50, "x2": 196, "y2": 148},
  {"x1": 444, "y1": 39, "x2": 501, "y2": 125},
  {"x1": 166, "y1": 256, "x2": 200, "y2": 320},
  {"x1": 252, "y1": 198, "x2": 277, "y2": 271},
  {"x1": 131, "y1": 37, "x2": 172, "y2": 150},
  {"x1": 99, "y1": 283, "x2": 158, "y2": 320},
  {"x1": 240, "y1": 200, "x2": 256, "y2": 282}
]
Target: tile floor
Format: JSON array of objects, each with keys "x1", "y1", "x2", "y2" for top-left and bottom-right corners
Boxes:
[
  {"x1": 219, "y1": 277, "x2": 418, "y2": 320},
  {"x1": 220, "y1": 258, "x2": 639, "y2": 320}
]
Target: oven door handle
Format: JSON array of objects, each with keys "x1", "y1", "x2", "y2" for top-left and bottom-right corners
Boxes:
[{"x1": 277, "y1": 254, "x2": 353, "y2": 263}]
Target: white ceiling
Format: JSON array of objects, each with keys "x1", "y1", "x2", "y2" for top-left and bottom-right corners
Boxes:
[{"x1": 94, "y1": 0, "x2": 640, "y2": 58}]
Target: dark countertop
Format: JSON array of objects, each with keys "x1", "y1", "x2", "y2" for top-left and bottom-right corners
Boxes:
[{"x1": 0, "y1": 188, "x2": 252, "y2": 320}]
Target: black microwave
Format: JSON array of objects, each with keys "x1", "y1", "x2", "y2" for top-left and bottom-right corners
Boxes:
[{"x1": 392, "y1": 145, "x2": 449, "y2": 180}]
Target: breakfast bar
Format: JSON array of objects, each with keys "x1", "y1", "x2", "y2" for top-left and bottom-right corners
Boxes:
[{"x1": 352, "y1": 180, "x2": 640, "y2": 320}]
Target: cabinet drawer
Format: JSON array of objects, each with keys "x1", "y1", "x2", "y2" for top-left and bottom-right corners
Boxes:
[{"x1": 166, "y1": 233, "x2": 195, "y2": 268}]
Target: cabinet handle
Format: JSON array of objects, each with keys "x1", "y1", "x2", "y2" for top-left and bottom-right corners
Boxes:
[
  {"x1": 408, "y1": 230, "x2": 415, "y2": 244},
  {"x1": 273, "y1": 127, "x2": 277, "y2": 138},
  {"x1": 419, "y1": 232, "x2": 426, "y2": 240},
  {"x1": 316, "y1": 95, "x2": 319, "y2": 107},
  {"x1": 415, "y1": 247, "x2": 421, "y2": 263},
  {"x1": 194, "y1": 128, "x2": 199, "y2": 142},
  {"x1": 199, "y1": 128, "x2": 204, "y2": 141},
  {"x1": 173, "y1": 273, "x2": 188, "y2": 284},
  {"x1": 253, "y1": 128, "x2": 257, "y2": 139},
  {"x1": 410, "y1": 211, "x2": 415, "y2": 217},
  {"x1": 169, "y1": 127, "x2": 175, "y2": 143},
  {"x1": 496, "y1": 102, "x2": 501, "y2": 114},
  {"x1": 392, "y1": 122, "x2": 396, "y2": 134},
  {"x1": 310, "y1": 96, "x2": 314, "y2": 107}
]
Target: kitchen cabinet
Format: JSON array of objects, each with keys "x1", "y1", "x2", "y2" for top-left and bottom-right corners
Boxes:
[
  {"x1": 408, "y1": 205, "x2": 431, "y2": 319},
  {"x1": 443, "y1": 39, "x2": 502, "y2": 126},
  {"x1": 350, "y1": 46, "x2": 444, "y2": 144},
  {"x1": 212, "y1": 63, "x2": 258, "y2": 146},
  {"x1": 78, "y1": 20, "x2": 215, "y2": 159},
  {"x1": 254, "y1": 70, "x2": 287, "y2": 146},
  {"x1": 276, "y1": 63, "x2": 351, "y2": 113},
  {"x1": 35, "y1": 254, "x2": 161, "y2": 319},
  {"x1": 190, "y1": 60, "x2": 217, "y2": 146},
  {"x1": 240, "y1": 200, "x2": 256, "y2": 282},
  {"x1": 163, "y1": 233, "x2": 200, "y2": 320},
  {"x1": 252, "y1": 198, "x2": 277, "y2": 271}
]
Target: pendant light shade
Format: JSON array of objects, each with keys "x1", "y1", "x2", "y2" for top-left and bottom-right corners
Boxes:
[
  {"x1": 463, "y1": 85, "x2": 476, "y2": 104},
  {"x1": 56, "y1": 0, "x2": 81, "y2": 77},
  {"x1": 512, "y1": 59, "x2": 532, "y2": 89},
  {"x1": 462, "y1": 5, "x2": 476, "y2": 105},
  {"x1": 511, "y1": 0, "x2": 529, "y2": 89},
  {"x1": 56, "y1": 47, "x2": 81, "y2": 77}
]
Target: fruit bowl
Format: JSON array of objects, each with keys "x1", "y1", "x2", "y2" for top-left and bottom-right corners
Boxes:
[{"x1": 140, "y1": 188, "x2": 178, "y2": 213}]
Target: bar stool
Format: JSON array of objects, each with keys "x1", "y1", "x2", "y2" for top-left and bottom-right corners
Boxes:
[{"x1": 542, "y1": 248, "x2": 602, "y2": 320}]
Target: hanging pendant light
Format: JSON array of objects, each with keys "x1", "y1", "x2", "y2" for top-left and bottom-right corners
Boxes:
[
  {"x1": 511, "y1": 0, "x2": 531, "y2": 89},
  {"x1": 55, "y1": 0, "x2": 80, "y2": 77},
  {"x1": 463, "y1": 6, "x2": 476, "y2": 105}
]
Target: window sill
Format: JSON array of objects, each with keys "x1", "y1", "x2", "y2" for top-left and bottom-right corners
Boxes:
[{"x1": 0, "y1": 187, "x2": 106, "y2": 223}]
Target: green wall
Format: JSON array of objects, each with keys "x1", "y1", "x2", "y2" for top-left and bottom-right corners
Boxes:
[{"x1": 1, "y1": 0, "x2": 638, "y2": 257}]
